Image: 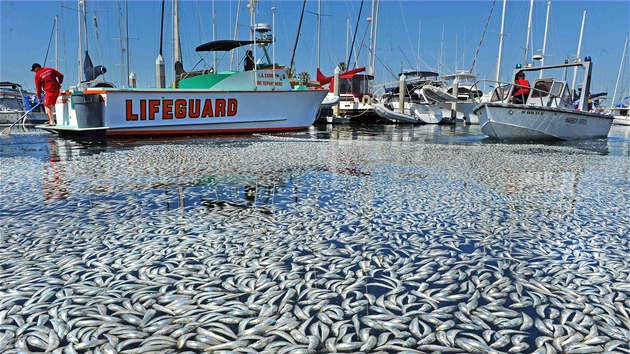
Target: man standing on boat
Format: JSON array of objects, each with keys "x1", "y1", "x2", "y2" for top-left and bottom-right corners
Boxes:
[
  {"x1": 31, "y1": 63, "x2": 64, "y2": 126},
  {"x1": 244, "y1": 50, "x2": 255, "y2": 71},
  {"x1": 512, "y1": 72, "x2": 530, "y2": 104}
]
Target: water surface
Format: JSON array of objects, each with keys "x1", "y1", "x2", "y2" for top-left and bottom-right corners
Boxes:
[{"x1": 1, "y1": 124, "x2": 629, "y2": 353}]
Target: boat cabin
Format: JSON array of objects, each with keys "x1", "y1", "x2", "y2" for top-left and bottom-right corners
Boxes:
[
  {"x1": 490, "y1": 77, "x2": 574, "y2": 110},
  {"x1": 338, "y1": 73, "x2": 374, "y2": 98}
]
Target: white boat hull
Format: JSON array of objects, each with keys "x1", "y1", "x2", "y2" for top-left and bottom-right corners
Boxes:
[
  {"x1": 421, "y1": 86, "x2": 457, "y2": 103},
  {"x1": 374, "y1": 102, "x2": 442, "y2": 124},
  {"x1": 613, "y1": 114, "x2": 630, "y2": 126},
  {"x1": 0, "y1": 111, "x2": 48, "y2": 125},
  {"x1": 475, "y1": 103, "x2": 614, "y2": 140},
  {"x1": 320, "y1": 92, "x2": 340, "y2": 108},
  {"x1": 50, "y1": 88, "x2": 327, "y2": 137}
]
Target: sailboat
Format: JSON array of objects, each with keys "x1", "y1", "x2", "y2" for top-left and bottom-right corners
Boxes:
[
  {"x1": 609, "y1": 34, "x2": 629, "y2": 126},
  {"x1": 41, "y1": 0, "x2": 327, "y2": 138},
  {"x1": 315, "y1": 0, "x2": 381, "y2": 123}
]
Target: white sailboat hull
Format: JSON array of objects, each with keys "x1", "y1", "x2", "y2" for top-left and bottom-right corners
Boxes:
[{"x1": 475, "y1": 103, "x2": 614, "y2": 140}]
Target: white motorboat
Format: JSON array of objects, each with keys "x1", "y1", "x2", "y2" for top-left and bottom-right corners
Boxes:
[
  {"x1": 427, "y1": 72, "x2": 485, "y2": 124},
  {"x1": 0, "y1": 82, "x2": 48, "y2": 125},
  {"x1": 611, "y1": 105, "x2": 630, "y2": 126},
  {"x1": 473, "y1": 58, "x2": 614, "y2": 141},
  {"x1": 374, "y1": 71, "x2": 445, "y2": 124},
  {"x1": 373, "y1": 102, "x2": 442, "y2": 124}
]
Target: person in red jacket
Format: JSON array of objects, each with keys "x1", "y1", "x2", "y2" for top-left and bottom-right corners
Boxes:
[
  {"x1": 512, "y1": 71, "x2": 530, "y2": 104},
  {"x1": 32, "y1": 63, "x2": 64, "y2": 126}
]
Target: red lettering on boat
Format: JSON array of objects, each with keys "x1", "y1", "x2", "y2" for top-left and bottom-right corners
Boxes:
[
  {"x1": 215, "y1": 99, "x2": 226, "y2": 116},
  {"x1": 189, "y1": 99, "x2": 200, "y2": 118},
  {"x1": 126, "y1": 100, "x2": 138, "y2": 121},
  {"x1": 202, "y1": 99, "x2": 213, "y2": 117},
  {"x1": 163, "y1": 100, "x2": 173, "y2": 119},
  {"x1": 227, "y1": 99, "x2": 237, "y2": 116},
  {"x1": 175, "y1": 99, "x2": 186, "y2": 118},
  {"x1": 148, "y1": 100, "x2": 160, "y2": 120},
  {"x1": 140, "y1": 100, "x2": 147, "y2": 120}
]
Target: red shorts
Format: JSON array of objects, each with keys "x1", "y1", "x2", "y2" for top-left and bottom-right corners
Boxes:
[{"x1": 44, "y1": 89, "x2": 61, "y2": 106}]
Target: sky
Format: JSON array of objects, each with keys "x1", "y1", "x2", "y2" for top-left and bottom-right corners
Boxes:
[{"x1": 1, "y1": 0, "x2": 629, "y2": 102}]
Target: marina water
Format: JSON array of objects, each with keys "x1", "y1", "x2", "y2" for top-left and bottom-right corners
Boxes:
[{"x1": 1, "y1": 124, "x2": 629, "y2": 353}]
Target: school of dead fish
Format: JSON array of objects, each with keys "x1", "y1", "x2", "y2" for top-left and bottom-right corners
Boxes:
[{"x1": 1, "y1": 133, "x2": 630, "y2": 353}]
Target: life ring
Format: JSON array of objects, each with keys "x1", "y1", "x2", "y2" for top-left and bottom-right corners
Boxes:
[{"x1": 361, "y1": 95, "x2": 372, "y2": 105}]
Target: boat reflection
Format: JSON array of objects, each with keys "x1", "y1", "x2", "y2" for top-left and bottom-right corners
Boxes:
[
  {"x1": 39, "y1": 137, "x2": 313, "y2": 213},
  {"x1": 43, "y1": 140, "x2": 69, "y2": 200}
]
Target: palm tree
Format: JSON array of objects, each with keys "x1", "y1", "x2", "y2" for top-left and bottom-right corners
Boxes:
[
  {"x1": 337, "y1": 62, "x2": 347, "y2": 72},
  {"x1": 298, "y1": 72, "x2": 310, "y2": 85}
]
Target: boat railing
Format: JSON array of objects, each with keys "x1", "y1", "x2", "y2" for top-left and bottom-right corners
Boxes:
[{"x1": 471, "y1": 79, "x2": 574, "y2": 110}]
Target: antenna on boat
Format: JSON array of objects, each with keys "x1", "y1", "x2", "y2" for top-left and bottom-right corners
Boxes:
[{"x1": 272, "y1": 7, "x2": 276, "y2": 75}]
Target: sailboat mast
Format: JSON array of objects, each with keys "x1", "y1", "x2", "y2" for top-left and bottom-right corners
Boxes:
[
  {"x1": 289, "y1": 0, "x2": 307, "y2": 75},
  {"x1": 125, "y1": 0, "x2": 130, "y2": 85},
  {"x1": 230, "y1": 1, "x2": 241, "y2": 70},
  {"x1": 523, "y1": 0, "x2": 533, "y2": 66},
  {"x1": 173, "y1": 0, "x2": 181, "y2": 81},
  {"x1": 317, "y1": 0, "x2": 321, "y2": 69},
  {"x1": 346, "y1": 0, "x2": 364, "y2": 70},
  {"x1": 117, "y1": 0, "x2": 124, "y2": 86},
  {"x1": 78, "y1": 0, "x2": 84, "y2": 82},
  {"x1": 571, "y1": 10, "x2": 587, "y2": 96},
  {"x1": 371, "y1": 0, "x2": 379, "y2": 78},
  {"x1": 54, "y1": 15, "x2": 59, "y2": 71},
  {"x1": 156, "y1": 0, "x2": 166, "y2": 88},
  {"x1": 539, "y1": 1, "x2": 550, "y2": 78},
  {"x1": 612, "y1": 34, "x2": 629, "y2": 106},
  {"x1": 494, "y1": 0, "x2": 506, "y2": 83},
  {"x1": 212, "y1": 0, "x2": 217, "y2": 70},
  {"x1": 368, "y1": 0, "x2": 374, "y2": 75},
  {"x1": 346, "y1": 19, "x2": 350, "y2": 68}
]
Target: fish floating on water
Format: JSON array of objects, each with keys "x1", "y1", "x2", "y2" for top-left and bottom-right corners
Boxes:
[{"x1": 1, "y1": 137, "x2": 629, "y2": 353}]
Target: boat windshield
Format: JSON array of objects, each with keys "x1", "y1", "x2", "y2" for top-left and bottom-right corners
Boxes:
[
  {"x1": 531, "y1": 79, "x2": 553, "y2": 98},
  {"x1": 0, "y1": 92, "x2": 24, "y2": 111},
  {"x1": 339, "y1": 74, "x2": 373, "y2": 96},
  {"x1": 491, "y1": 84, "x2": 512, "y2": 102}
]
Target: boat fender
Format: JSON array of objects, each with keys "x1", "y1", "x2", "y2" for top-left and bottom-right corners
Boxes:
[{"x1": 361, "y1": 95, "x2": 372, "y2": 105}]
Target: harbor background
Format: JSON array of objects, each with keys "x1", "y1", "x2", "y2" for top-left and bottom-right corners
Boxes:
[
  {"x1": 2, "y1": 1, "x2": 628, "y2": 97},
  {"x1": 1, "y1": 124, "x2": 630, "y2": 352}
]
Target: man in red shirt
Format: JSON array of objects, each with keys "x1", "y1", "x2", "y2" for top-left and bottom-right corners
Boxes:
[
  {"x1": 512, "y1": 71, "x2": 530, "y2": 104},
  {"x1": 32, "y1": 63, "x2": 64, "y2": 126}
]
